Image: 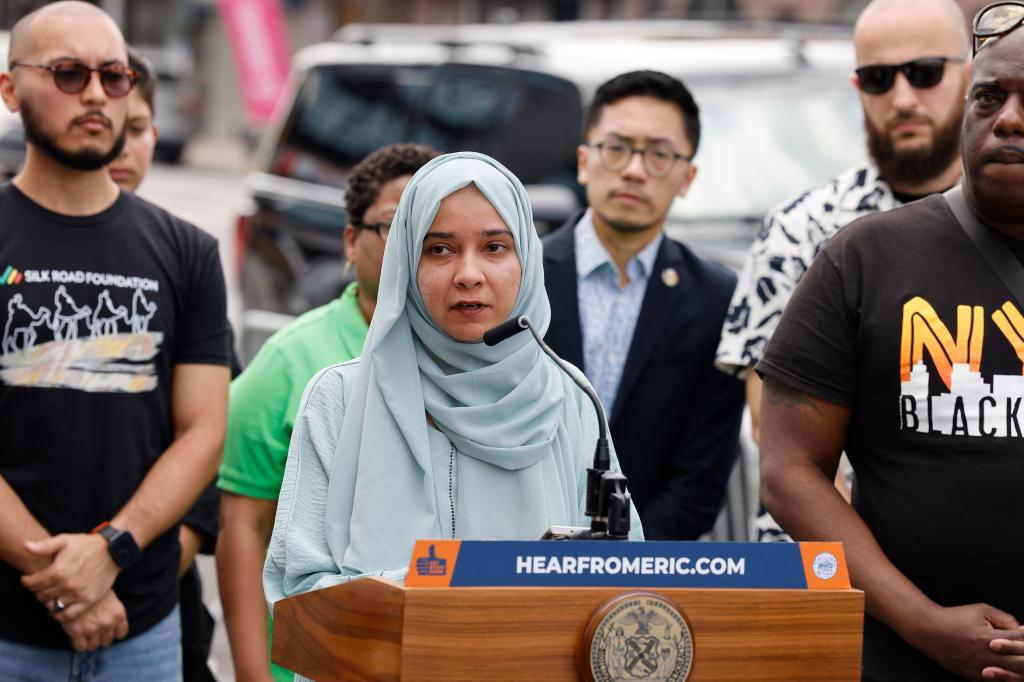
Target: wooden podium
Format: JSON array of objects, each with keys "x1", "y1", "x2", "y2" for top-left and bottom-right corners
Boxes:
[{"x1": 272, "y1": 576, "x2": 864, "y2": 680}]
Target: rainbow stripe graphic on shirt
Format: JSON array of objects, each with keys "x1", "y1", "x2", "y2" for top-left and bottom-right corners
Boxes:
[{"x1": 0, "y1": 266, "x2": 23, "y2": 285}]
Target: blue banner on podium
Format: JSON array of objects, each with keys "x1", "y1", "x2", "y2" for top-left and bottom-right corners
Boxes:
[{"x1": 406, "y1": 540, "x2": 850, "y2": 589}]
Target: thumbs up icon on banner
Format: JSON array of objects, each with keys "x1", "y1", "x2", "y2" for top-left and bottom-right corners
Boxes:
[{"x1": 415, "y1": 544, "x2": 447, "y2": 576}]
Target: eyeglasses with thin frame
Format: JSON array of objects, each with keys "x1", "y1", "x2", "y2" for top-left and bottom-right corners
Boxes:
[
  {"x1": 855, "y1": 56, "x2": 965, "y2": 96},
  {"x1": 9, "y1": 59, "x2": 139, "y2": 98},
  {"x1": 356, "y1": 220, "x2": 391, "y2": 239},
  {"x1": 587, "y1": 136, "x2": 692, "y2": 177},
  {"x1": 973, "y1": 2, "x2": 1024, "y2": 55}
]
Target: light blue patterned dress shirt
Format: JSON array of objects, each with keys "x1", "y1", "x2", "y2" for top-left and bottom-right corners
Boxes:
[{"x1": 575, "y1": 210, "x2": 663, "y2": 420}]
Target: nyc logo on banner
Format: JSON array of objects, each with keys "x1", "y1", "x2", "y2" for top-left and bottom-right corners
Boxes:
[{"x1": 406, "y1": 540, "x2": 850, "y2": 590}]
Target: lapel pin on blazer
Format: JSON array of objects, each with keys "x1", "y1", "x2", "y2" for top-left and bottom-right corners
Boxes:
[{"x1": 661, "y1": 267, "x2": 679, "y2": 288}]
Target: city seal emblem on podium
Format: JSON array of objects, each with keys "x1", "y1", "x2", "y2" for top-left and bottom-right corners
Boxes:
[
  {"x1": 812, "y1": 552, "x2": 839, "y2": 580},
  {"x1": 581, "y1": 592, "x2": 693, "y2": 681}
]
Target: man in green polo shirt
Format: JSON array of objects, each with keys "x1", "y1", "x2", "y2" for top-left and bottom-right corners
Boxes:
[{"x1": 215, "y1": 144, "x2": 437, "y2": 682}]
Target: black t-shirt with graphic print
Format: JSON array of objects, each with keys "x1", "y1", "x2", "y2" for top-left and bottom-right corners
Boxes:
[
  {"x1": 758, "y1": 195, "x2": 1024, "y2": 681},
  {"x1": 0, "y1": 183, "x2": 230, "y2": 649}
]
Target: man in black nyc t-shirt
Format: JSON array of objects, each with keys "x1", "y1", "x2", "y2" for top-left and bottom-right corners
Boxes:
[
  {"x1": 757, "y1": 21, "x2": 1024, "y2": 682},
  {"x1": 0, "y1": 4, "x2": 229, "y2": 676}
]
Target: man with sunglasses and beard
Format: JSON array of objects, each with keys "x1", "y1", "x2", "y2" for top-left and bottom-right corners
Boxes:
[
  {"x1": 0, "y1": 3, "x2": 230, "y2": 679},
  {"x1": 758, "y1": 3, "x2": 1024, "y2": 680},
  {"x1": 716, "y1": 0, "x2": 971, "y2": 542}
]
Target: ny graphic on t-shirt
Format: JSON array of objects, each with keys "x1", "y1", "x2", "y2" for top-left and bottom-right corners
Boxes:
[
  {"x1": 0, "y1": 267, "x2": 162, "y2": 393},
  {"x1": 900, "y1": 296, "x2": 1024, "y2": 438}
]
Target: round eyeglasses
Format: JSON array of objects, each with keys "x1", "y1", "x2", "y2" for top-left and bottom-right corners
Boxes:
[
  {"x1": 10, "y1": 59, "x2": 139, "y2": 98},
  {"x1": 587, "y1": 138, "x2": 692, "y2": 177}
]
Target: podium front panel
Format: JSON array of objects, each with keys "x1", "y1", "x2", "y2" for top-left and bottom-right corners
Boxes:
[{"x1": 400, "y1": 587, "x2": 863, "y2": 681}]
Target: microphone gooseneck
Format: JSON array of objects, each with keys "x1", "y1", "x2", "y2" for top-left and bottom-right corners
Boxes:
[{"x1": 483, "y1": 316, "x2": 628, "y2": 540}]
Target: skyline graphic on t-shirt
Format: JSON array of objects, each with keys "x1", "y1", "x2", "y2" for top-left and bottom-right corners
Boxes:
[
  {"x1": 0, "y1": 283, "x2": 162, "y2": 393},
  {"x1": 899, "y1": 296, "x2": 1024, "y2": 438}
]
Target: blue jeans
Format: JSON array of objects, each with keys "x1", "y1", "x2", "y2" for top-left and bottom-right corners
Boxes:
[{"x1": 0, "y1": 605, "x2": 182, "y2": 682}]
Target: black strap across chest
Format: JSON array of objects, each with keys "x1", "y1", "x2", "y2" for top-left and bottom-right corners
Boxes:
[{"x1": 943, "y1": 185, "x2": 1024, "y2": 308}]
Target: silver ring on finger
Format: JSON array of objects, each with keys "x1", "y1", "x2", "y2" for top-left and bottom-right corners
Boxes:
[{"x1": 51, "y1": 597, "x2": 66, "y2": 613}]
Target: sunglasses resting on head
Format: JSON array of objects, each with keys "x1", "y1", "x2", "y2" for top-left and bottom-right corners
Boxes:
[
  {"x1": 973, "y1": 2, "x2": 1024, "y2": 54},
  {"x1": 9, "y1": 59, "x2": 139, "y2": 98}
]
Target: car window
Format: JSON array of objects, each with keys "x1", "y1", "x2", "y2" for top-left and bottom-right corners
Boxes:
[
  {"x1": 271, "y1": 63, "x2": 582, "y2": 194},
  {"x1": 660, "y1": 72, "x2": 864, "y2": 269},
  {"x1": 678, "y1": 73, "x2": 865, "y2": 221}
]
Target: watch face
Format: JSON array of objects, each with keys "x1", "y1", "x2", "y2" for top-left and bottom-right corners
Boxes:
[
  {"x1": 115, "y1": 546, "x2": 134, "y2": 565},
  {"x1": 105, "y1": 528, "x2": 142, "y2": 568}
]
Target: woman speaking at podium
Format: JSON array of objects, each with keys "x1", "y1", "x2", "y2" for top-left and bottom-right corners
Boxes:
[{"x1": 264, "y1": 152, "x2": 643, "y2": 608}]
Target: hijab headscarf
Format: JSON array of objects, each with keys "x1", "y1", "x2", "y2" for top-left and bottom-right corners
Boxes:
[{"x1": 323, "y1": 152, "x2": 588, "y2": 574}]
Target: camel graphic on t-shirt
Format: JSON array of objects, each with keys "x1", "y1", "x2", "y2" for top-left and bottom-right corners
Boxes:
[
  {"x1": 1, "y1": 286, "x2": 163, "y2": 393},
  {"x1": 130, "y1": 288, "x2": 157, "y2": 334},
  {"x1": 2, "y1": 294, "x2": 51, "y2": 354},
  {"x1": 51, "y1": 285, "x2": 92, "y2": 341},
  {"x1": 89, "y1": 290, "x2": 129, "y2": 337}
]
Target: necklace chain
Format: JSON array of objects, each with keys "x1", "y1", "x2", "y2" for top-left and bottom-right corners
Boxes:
[{"x1": 448, "y1": 440, "x2": 456, "y2": 538}]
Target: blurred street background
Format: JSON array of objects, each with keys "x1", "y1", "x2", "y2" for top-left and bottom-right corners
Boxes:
[{"x1": 2, "y1": 0, "x2": 939, "y2": 177}]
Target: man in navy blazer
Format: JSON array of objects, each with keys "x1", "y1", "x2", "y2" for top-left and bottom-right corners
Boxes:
[{"x1": 543, "y1": 71, "x2": 744, "y2": 540}]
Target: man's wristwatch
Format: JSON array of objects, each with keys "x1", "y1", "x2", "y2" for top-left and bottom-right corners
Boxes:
[{"x1": 91, "y1": 522, "x2": 142, "y2": 569}]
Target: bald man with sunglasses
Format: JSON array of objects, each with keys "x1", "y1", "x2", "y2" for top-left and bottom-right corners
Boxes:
[
  {"x1": 0, "y1": 3, "x2": 230, "y2": 678},
  {"x1": 717, "y1": 0, "x2": 971, "y2": 541}
]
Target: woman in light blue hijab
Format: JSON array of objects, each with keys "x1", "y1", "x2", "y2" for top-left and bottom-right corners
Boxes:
[{"x1": 264, "y1": 152, "x2": 642, "y2": 605}]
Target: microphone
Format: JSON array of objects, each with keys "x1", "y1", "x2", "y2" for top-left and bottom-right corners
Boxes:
[
  {"x1": 484, "y1": 316, "x2": 629, "y2": 540},
  {"x1": 482, "y1": 317, "x2": 526, "y2": 347}
]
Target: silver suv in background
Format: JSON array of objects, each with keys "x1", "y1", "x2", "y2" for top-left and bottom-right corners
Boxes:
[
  {"x1": 237, "y1": 31, "x2": 588, "y2": 352},
  {"x1": 239, "y1": 21, "x2": 864, "y2": 326}
]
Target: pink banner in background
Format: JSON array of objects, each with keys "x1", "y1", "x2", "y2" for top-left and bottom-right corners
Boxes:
[{"x1": 218, "y1": 0, "x2": 291, "y2": 127}]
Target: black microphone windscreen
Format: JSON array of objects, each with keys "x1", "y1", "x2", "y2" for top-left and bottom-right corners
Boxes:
[{"x1": 483, "y1": 317, "x2": 525, "y2": 346}]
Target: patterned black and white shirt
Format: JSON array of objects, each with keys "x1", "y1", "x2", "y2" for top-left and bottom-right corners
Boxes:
[
  {"x1": 716, "y1": 163, "x2": 899, "y2": 378},
  {"x1": 716, "y1": 163, "x2": 898, "y2": 543}
]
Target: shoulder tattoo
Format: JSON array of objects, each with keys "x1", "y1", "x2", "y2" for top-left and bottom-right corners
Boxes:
[{"x1": 766, "y1": 378, "x2": 823, "y2": 416}]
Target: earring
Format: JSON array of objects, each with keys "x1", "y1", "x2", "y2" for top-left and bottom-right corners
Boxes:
[{"x1": 342, "y1": 260, "x2": 353, "y2": 279}]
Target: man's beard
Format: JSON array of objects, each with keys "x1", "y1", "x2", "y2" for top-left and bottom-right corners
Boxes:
[
  {"x1": 595, "y1": 196, "x2": 661, "y2": 234},
  {"x1": 598, "y1": 213, "x2": 659, "y2": 233},
  {"x1": 21, "y1": 100, "x2": 126, "y2": 172},
  {"x1": 866, "y1": 105, "x2": 962, "y2": 189}
]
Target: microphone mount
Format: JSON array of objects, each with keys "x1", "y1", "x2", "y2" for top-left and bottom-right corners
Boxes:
[{"x1": 484, "y1": 316, "x2": 630, "y2": 540}]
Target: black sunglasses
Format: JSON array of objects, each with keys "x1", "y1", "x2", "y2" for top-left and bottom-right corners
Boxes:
[
  {"x1": 9, "y1": 59, "x2": 139, "y2": 98},
  {"x1": 855, "y1": 56, "x2": 964, "y2": 96},
  {"x1": 973, "y1": 2, "x2": 1024, "y2": 55}
]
